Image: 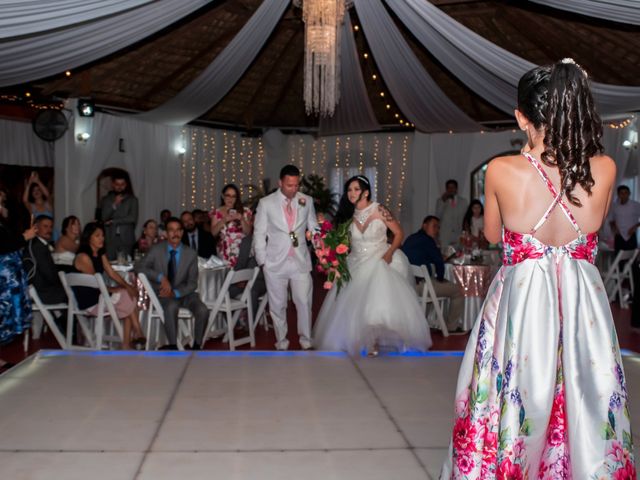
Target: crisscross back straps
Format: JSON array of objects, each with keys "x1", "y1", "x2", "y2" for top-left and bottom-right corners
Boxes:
[{"x1": 523, "y1": 153, "x2": 583, "y2": 236}]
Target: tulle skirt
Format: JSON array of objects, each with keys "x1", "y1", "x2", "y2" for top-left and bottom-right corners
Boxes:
[{"x1": 313, "y1": 248, "x2": 432, "y2": 355}]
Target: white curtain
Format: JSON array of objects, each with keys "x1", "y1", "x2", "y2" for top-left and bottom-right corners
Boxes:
[
  {"x1": 529, "y1": 0, "x2": 640, "y2": 26},
  {"x1": 54, "y1": 107, "x2": 182, "y2": 231},
  {"x1": 318, "y1": 13, "x2": 380, "y2": 136},
  {"x1": 0, "y1": 0, "x2": 155, "y2": 38},
  {"x1": 0, "y1": 118, "x2": 55, "y2": 167},
  {"x1": 0, "y1": 0, "x2": 212, "y2": 87},
  {"x1": 137, "y1": 0, "x2": 289, "y2": 126},
  {"x1": 352, "y1": 0, "x2": 479, "y2": 133},
  {"x1": 386, "y1": 0, "x2": 640, "y2": 116}
]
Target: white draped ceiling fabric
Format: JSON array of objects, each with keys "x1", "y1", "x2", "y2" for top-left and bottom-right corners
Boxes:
[
  {"x1": 1, "y1": 0, "x2": 640, "y2": 131},
  {"x1": 318, "y1": 14, "x2": 380, "y2": 135},
  {"x1": 352, "y1": 0, "x2": 479, "y2": 132},
  {"x1": 528, "y1": 0, "x2": 640, "y2": 26},
  {"x1": 0, "y1": 0, "x2": 155, "y2": 38},
  {"x1": 0, "y1": 0, "x2": 213, "y2": 87},
  {"x1": 138, "y1": 0, "x2": 290, "y2": 125},
  {"x1": 386, "y1": 0, "x2": 640, "y2": 117}
]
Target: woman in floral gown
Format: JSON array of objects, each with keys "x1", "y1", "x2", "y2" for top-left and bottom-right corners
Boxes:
[
  {"x1": 210, "y1": 184, "x2": 252, "y2": 267},
  {"x1": 441, "y1": 59, "x2": 635, "y2": 479}
]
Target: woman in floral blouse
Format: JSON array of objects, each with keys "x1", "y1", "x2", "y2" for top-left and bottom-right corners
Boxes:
[{"x1": 210, "y1": 184, "x2": 252, "y2": 267}]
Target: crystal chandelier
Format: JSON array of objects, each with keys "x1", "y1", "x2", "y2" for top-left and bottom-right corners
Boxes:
[{"x1": 296, "y1": 0, "x2": 348, "y2": 117}]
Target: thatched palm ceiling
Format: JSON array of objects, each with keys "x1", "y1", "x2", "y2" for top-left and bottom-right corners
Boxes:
[{"x1": 3, "y1": 0, "x2": 640, "y2": 131}]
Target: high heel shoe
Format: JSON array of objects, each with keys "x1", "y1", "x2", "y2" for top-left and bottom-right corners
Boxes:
[{"x1": 132, "y1": 337, "x2": 147, "y2": 350}]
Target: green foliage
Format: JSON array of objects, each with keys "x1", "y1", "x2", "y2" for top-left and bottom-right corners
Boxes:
[{"x1": 301, "y1": 174, "x2": 338, "y2": 216}]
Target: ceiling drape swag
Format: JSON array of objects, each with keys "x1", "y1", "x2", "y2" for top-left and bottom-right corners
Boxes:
[
  {"x1": 0, "y1": 0, "x2": 213, "y2": 87},
  {"x1": 352, "y1": 0, "x2": 479, "y2": 132},
  {"x1": 137, "y1": 0, "x2": 289, "y2": 126},
  {"x1": 387, "y1": 0, "x2": 640, "y2": 116},
  {"x1": 319, "y1": 13, "x2": 380, "y2": 136},
  {"x1": 0, "y1": 0, "x2": 155, "y2": 38},
  {"x1": 529, "y1": 0, "x2": 640, "y2": 26}
]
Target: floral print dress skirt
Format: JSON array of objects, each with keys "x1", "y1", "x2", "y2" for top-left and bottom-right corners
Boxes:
[
  {"x1": 440, "y1": 231, "x2": 635, "y2": 479},
  {"x1": 0, "y1": 251, "x2": 32, "y2": 345}
]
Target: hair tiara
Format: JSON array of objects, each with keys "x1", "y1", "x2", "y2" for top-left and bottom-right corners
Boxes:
[
  {"x1": 355, "y1": 175, "x2": 370, "y2": 186},
  {"x1": 559, "y1": 57, "x2": 587, "y2": 78}
]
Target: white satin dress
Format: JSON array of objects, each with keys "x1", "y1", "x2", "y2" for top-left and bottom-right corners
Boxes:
[
  {"x1": 313, "y1": 202, "x2": 432, "y2": 355},
  {"x1": 441, "y1": 153, "x2": 635, "y2": 479}
]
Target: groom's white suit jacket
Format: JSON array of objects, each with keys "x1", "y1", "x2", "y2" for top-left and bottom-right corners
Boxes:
[{"x1": 254, "y1": 190, "x2": 319, "y2": 272}]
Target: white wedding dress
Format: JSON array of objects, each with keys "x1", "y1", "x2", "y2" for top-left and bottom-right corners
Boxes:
[{"x1": 313, "y1": 202, "x2": 432, "y2": 355}]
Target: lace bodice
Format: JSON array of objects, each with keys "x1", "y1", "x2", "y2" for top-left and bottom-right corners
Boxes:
[{"x1": 349, "y1": 202, "x2": 388, "y2": 266}]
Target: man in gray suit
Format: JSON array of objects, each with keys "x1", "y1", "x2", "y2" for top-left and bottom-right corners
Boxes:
[
  {"x1": 136, "y1": 217, "x2": 208, "y2": 350},
  {"x1": 100, "y1": 171, "x2": 138, "y2": 260}
]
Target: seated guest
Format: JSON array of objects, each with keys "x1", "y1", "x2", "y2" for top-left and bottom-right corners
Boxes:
[
  {"x1": 193, "y1": 208, "x2": 211, "y2": 233},
  {"x1": 73, "y1": 222, "x2": 145, "y2": 349},
  {"x1": 135, "y1": 219, "x2": 159, "y2": 255},
  {"x1": 402, "y1": 216, "x2": 465, "y2": 333},
  {"x1": 23, "y1": 215, "x2": 67, "y2": 305},
  {"x1": 180, "y1": 210, "x2": 216, "y2": 259},
  {"x1": 158, "y1": 209, "x2": 171, "y2": 240},
  {"x1": 461, "y1": 199, "x2": 489, "y2": 249},
  {"x1": 136, "y1": 217, "x2": 208, "y2": 350},
  {"x1": 210, "y1": 183, "x2": 253, "y2": 267},
  {"x1": 54, "y1": 216, "x2": 81, "y2": 267},
  {"x1": 229, "y1": 233, "x2": 266, "y2": 321}
]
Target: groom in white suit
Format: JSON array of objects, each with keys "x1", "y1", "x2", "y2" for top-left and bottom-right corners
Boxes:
[{"x1": 254, "y1": 165, "x2": 320, "y2": 350}]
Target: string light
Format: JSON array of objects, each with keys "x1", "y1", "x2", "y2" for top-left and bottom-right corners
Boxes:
[
  {"x1": 396, "y1": 135, "x2": 409, "y2": 215},
  {"x1": 65, "y1": 70, "x2": 71, "y2": 77},
  {"x1": 385, "y1": 135, "x2": 393, "y2": 207},
  {"x1": 608, "y1": 118, "x2": 633, "y2": 129},
  {"x1": 180, "y1": 128, "x2": 187, "y2": 208}
]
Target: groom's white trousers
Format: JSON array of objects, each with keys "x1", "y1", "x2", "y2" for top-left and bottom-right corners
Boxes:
[{"x1": 263, "y1": 256, "x2": 313, "y2": 350}]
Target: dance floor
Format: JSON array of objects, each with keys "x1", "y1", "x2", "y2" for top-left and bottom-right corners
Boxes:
[{"x1": 0, "y1": 350, "x2": 639, "y2": 480}]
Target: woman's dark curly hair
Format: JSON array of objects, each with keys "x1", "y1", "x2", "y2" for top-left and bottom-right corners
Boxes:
[
  {"x1": 462, "y1": 199, "x2": 484, "y2": 233},
  {"x1": 334, "y1": 175, "x2": 371, "y2": 225},
  {"x1": 518, "y1": 60, "x2": 603, "y2": 207}
]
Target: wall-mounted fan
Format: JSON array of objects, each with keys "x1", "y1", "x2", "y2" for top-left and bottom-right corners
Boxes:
[{"x1": 32, "y1": 109, "x2": 69, "y2": 142}]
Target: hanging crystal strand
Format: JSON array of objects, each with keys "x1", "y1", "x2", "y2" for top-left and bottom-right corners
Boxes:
[{"x1": 302, "y1": 0, "x2": 346, "y2": 117}]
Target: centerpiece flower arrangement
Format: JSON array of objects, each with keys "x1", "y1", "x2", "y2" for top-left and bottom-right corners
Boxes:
[{"x1": 308, "y1": 217, "x2": 351, "y2": 292}]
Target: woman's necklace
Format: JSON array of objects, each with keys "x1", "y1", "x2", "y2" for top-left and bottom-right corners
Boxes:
[{"x1": 354, "y1": 202, "x2": 374, "y2": 225}]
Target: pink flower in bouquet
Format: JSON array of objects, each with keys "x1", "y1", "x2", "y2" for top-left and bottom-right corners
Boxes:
[
  {"x1": 323, "y1": 281, "x2": 333, "y2": 290},
  {"x1": 332, "y1": 260, "x2": 339, "y2": 266},
  {"x1": 321, "y1": 220, "x2": 332, "y2": 233},
  {"x1": 336, "y1": 243, "x2": 348, "y2": 255}
]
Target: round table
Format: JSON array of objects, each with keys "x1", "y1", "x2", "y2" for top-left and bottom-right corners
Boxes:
[{"x1": 445, "y1": 263, "x2": 499, "y2": 330}]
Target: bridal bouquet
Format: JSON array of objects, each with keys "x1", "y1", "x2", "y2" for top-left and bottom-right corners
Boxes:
[{"x1": 308, "y1": 219, "x2": 351, "y2": 292}]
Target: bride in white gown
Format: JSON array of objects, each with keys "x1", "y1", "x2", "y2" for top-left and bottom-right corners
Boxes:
[{"x1": 313, "y1": 175, "x2": 432, "y2": 355}]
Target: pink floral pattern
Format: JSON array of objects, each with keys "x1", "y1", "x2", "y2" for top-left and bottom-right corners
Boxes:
[
  {"x1": 502, "y1": 228, "x2": 598, "y2": 266},
  {"x1": 210, "y1": 207, "x2": 252, "y2": 268}
]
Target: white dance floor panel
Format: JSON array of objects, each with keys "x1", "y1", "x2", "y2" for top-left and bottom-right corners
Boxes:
[{"x1": 0, "y1": 350, "x2": 639, "y2": 480}]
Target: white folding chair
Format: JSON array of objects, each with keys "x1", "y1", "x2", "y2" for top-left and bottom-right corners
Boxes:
[
  {"x1": 137, "y1": 273, "x2": 194, "y2": 350},
  {"x1": 203, "y1": 267, "x2": 259, "y2": 350},
  {"x1": 253, "y1": 294, "x2": 270, "y2": 332},
  {"x1": 27, "y1": 285, "x2": 68, "y2": 350},
  {"x1": 411, "y1": 264, "x2": 449, "y2": 337},
  {"x1": 59, "y1": 272, "x2": 124, "y2": 349},
  {"x1": 603, "y1": 249, "x2": 639, "y2": 309}
]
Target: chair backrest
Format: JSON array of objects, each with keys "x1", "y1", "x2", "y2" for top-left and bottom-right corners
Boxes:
[
  {"x1": 604, "y1": 249, "x2": 639, "y2": 282},
  {"x1": 28, "y1": 285, "x2": 67, "y2": 311},
  {"x1": 212, "y1": 267, "x2": 259, "y2": 310},
  {"x1": 60, "y1": 271, "x2": 118, "y2": 319},
  {"x1": 137, "y1": 272, "x2": 164, "y2": 317},
  {"x1": 410, "y1": 264, "x2": 430, "y2": 306}
]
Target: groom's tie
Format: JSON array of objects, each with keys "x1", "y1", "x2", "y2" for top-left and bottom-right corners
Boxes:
[{"x1": 284, "y1": 198, "x2": 296, "y2": 256}]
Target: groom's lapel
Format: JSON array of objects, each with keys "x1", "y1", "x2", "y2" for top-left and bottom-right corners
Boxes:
[{"x1": 273, "y1": 194, "x2": 290, "y2": 232}]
